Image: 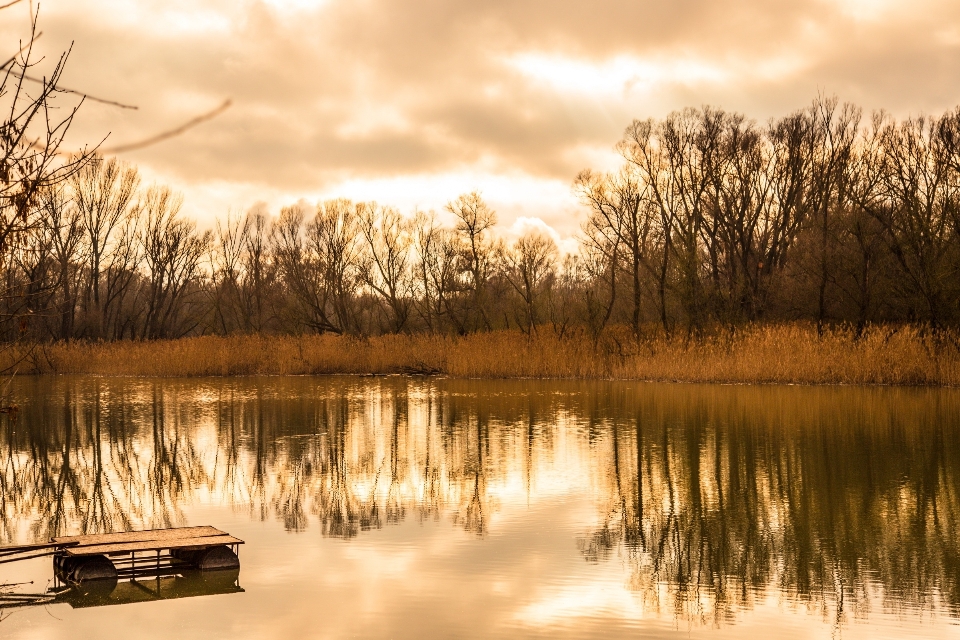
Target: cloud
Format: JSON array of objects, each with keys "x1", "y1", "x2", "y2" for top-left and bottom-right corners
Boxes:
[{"x1": 7, "y1": 0, "x2": 960, "y2": 238}]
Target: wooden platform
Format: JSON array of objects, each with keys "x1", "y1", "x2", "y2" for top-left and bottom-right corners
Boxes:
[
  {"x1": 46, "y1": 526, "x2": 245, "y2": 584},
  {"x1": 0, "y1": 526, "x2": 246, "y2": 601},
  {"x1": 52, "y1": 526, "x2": 243, "y2": 557}
]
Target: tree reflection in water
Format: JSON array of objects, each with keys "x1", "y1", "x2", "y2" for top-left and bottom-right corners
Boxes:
[
  {"x1": 1, "y1": 377, "x2": 958, "y2": 626},
  {"x1": 583, "y1": 385, "x2": 960, "y2": 627}
]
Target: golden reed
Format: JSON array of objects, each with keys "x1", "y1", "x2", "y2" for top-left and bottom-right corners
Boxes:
[{"x1": 4, "y1": 324, "x2": 959, "y2": 386}]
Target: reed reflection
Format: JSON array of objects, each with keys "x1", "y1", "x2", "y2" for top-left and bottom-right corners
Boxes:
[{"x1": 2, "y1": 377, "x2": 959, "y2": 626}]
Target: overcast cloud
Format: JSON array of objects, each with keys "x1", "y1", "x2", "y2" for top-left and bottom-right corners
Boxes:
[{"x1": 6, "y1": 0, "x2": 960, "y2": 239}]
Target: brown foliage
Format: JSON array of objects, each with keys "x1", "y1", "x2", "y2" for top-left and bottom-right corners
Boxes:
[{"x1": 10, "y1": 324, "x2": 959, "y2": 386}]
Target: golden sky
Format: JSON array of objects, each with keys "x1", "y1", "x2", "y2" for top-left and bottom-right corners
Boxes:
[{"x1": 9, "y1": 0, "x2": 960, "y2": 241}]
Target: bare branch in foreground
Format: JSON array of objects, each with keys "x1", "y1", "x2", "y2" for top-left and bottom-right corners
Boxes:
[
  {"x1": 0, "y1": 32, "x2": 41, "y2": 71},
  {"x1": 101, "y1": 100, "x2": 232, "y2": 154},
  {"x1": 19, "y1": 73, "x2": 138, "y2": 109}
]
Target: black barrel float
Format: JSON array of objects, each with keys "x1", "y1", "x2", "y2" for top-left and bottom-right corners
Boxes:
[
  {"x1": 55, "y1": 553, "x2": 118, "y2": 583},
  {"x1": 171, "y1": 545, "x2": 240, "y2": 570}
]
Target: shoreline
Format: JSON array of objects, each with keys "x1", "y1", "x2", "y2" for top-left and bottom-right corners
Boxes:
[
  {"x1": 10, "y1": 372, "x2": 959, "y2": 390},
  {"x1": 3, "y1": 324, "x2": 959, "y2": 387}
]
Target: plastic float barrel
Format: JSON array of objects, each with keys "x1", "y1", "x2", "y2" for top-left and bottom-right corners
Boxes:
[
  {"x1": 55, "y1": 554, "x2": 119, "y2": 583},
  {"x1": 170, "y1": 545, "x2": 240, "y2": 570}
]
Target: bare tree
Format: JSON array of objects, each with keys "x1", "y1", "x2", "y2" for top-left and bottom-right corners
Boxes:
[
  {"x1": 102, "y1": 204, "x2": 143, "y2": 339},
  {"x1": 500, "y1": 231, "x2": 557, "y2": 334},
  {"x1": 138, "y1": 187, "x2": 210, "y2": 339},
  {"x1": 447, "y1": 192, "x2": 497, "y2": 332},
  {"x1": 71, "y1": 156, "x2": 140, "y2": 337},
  {"x1": 546, "y1": 252, "x2": 587, "y2": 339},
  {"x1": 622, "y1": 111, "x2": 719, "y2": 334},
  {"x1": 40, "y1": 185, "x2": 83, "y2": 339},
  {"x1": 575, "y1": 167, "x2": 652, "y2": 338},
  {"x1": 273, "y1": 204, "x2": 333, "y2": 333},
  {"x1": 209, "y1": 210, "x2": 248, "y2": 334},
  {"x1": 359, "y1": 203, "x2": 412, "y2": 333},
  {"x1": 855, "y1": 115, "x2": 958, "y2": 327},
  {"x1": 411, "y1": 211, "x2": 462, "y2": 333},
  {"x1": 241, "y1": 210, "x2": 276, "y2": 333},
  {"x1": 273, "y1": 201, "x2": 363, "y2": 335},
  {"x1": 804, "y1": 98, "x2": 861, "y2": 335},
  {"x1": 309, "y1": 199, "x2": 364, "y2": 334},
  {"x1": 577, "y1": 199, "x2": 621, "y2": 340}
]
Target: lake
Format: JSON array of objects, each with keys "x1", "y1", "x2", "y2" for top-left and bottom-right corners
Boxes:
[{"x1": 2, "y1": 376, "x2": 959, "y2": 639}]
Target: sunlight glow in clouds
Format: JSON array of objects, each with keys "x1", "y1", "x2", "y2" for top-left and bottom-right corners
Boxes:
[
  {"x1": 507, "y1": 217, "x2": 580, "y2": 255},
  {"x1": 508, "y1": 53, "x2": 728, "y2": 97},
  {"x1": 823, "y1": 0, "x2": 901, "y2": 22},
  {"x1": 50, "y1": 0, "x2": 236, "y2": 35},
  {"x1": 319, "y1": 171, "x2": 583, "y2": 242},
  {"x1": 21, "y1": 0, "x2": 960, "y2": 248},
  {"x1": 261, "y1": 0, "x2": 331, "y2": 11},
  {"x1": 508, "y1": 52, "x2": 812, "y2": 99},
  {"x1": 334, "y1": 103, "x2": 414, "y2": 140},
  {"x1": 169, "y1": 169, "x2": 584, "y2": 246},
  {"x1": 45, "y1": 0, "x2": 331, "y2": 31}
]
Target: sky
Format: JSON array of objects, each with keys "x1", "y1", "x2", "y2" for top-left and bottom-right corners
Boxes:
[{"x1": 6, "y1": 0, "x2": 960, "y2": 244}]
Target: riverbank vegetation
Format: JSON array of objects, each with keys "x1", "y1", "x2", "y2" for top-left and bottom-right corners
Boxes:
[
  {"x1": 5, "y1": 324, "x2": 959, "y2": 385},
  {"x1": 3, "y1": 89, "x2": 960, "y2": 383}
]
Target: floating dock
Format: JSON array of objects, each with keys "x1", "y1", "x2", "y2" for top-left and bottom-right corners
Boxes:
[
  {"x1": 0, "y1": 526, "x2": 245, "y2": 610},
  {"x1": 52, "y1": 525, "x2": 244, "y2": 582},
  {"x1": 0, "y1": 526, "x2": 243, "y2": 583}
]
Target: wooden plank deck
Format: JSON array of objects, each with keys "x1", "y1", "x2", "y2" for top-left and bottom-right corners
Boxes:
[
  {"x1": 52, "y1": 525, "x2": 227, "y2": 546},
  {"x1": 50, "y1": 526, "x2": 244, "y2": 557},
  {"x1": 63, "y1": 535, "x2": 243, "y2": 557}
]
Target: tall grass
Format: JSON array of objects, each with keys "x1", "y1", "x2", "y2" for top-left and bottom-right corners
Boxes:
[{"x1": 5, "y1": 324, "x2": 960, "y2": 386}]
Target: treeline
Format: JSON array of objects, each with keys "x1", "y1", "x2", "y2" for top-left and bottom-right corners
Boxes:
[
  {"x1": 581, "y1": 97, "x2": 960, "y2": 335},
  {"x1": 4, "y1": 96, "x2": 960, "y2": 342}
]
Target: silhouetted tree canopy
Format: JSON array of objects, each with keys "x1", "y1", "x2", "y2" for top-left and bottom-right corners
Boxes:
[{"x1": 3, "y1": 95, "x2": 960, "y2": 344}]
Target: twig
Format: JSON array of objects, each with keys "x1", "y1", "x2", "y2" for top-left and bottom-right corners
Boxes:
[
  {"x1": 20, "y1": 74, "x2": 138, "y2": 109},
  {"x1": 0, "y1": 32, "x2": 41, "y2": 71},
  {"x1": 0, "y1": 581, "x2": 33, "y2": 590},
  {"x1": 28, "y1": 99, "x2": 231, "y2": 157},
  {"x1": 101, "y1": 99, "x2": 232, "y2": 154}
]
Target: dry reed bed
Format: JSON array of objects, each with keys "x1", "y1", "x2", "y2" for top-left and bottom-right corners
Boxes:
[
  {"x1": 0, "y1": 325, "x2": 960, "y2": 386},
  {"x1": 5, "y1": 325, "x2": 959, "y2": 386}
]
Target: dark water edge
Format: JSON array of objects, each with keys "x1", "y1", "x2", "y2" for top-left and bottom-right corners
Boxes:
[{"x1": 2, "y1": 376, "x2": 960, "y2": 639}]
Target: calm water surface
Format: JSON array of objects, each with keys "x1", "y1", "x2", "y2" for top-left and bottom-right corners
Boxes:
[{"x1": 2, "y1": 376, "x2": 960, "y2": 639}]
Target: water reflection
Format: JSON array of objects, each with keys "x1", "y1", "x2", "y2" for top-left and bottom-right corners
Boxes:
[
  {"x1": 2, "y1": 376, "x2": 959, "y2": 630},
  {"x1": 583, "y1": 387, "x2": 960, "y2": 627},
  {"x1": 0, "y1": 569, "x2": 243, "y2": 611}
]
